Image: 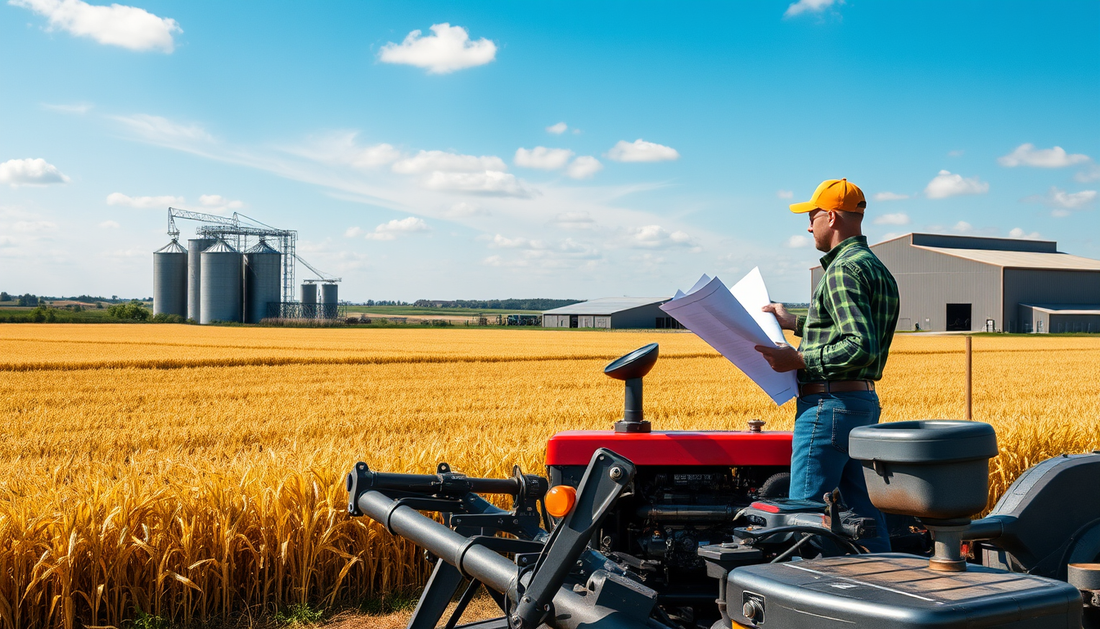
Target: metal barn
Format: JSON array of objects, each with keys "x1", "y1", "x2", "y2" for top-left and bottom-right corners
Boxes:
[
  {"x1": 809, "y1": 233, "x2": 1100, "y2": 333},
  {"x1": 542, "y1": 297, "x2": 675, "y2": 330}
]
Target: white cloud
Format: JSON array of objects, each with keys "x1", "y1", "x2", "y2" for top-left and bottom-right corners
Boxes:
[
  {"x1": 11, "y1": 0, "x2": 181, "y2": 53},
  {"x1": 445, "y1": 202, "x2": 489, "y2": 218},
  {"x1": 1008, "y1": 227, "x2": 1041, "y2": 240},
  {"x1": 607, "y1": 139, "x2": 680, "y2": 163},
  {"x1": 285, "y1": 131, "x2": 401, "y2": 170},
  {"x1": 344, "y1": 226, "x2": 363, "y2": 238},
  {"x1": 105, "y1": 192, "x2": 183, "y2": 208},
  {"x1": 393, "y1": 150, "x2": 506, "y2": 174},
  {"x1": 111, "y1": 114, "x2": 213, "y2": 144},
  {"x1": 566, "y1": 156, "x2": 603, "y2": 180},
  {"x1": 13, "y1": 220, "x2": 57, "y2": 232},
  {"x1": 0, "y1": 158, "x2": 70, "y2": 187},
  {"x1": 998, "y1": 143, "x2": 1089, "y2": 168},
  {"x1": 352, "y1": 144, "x2": 401, "y2": 169},
  {"x1": 1048, "y1": 187, "x2": 1096, "y2": 209},
  {"x1": 42, "y1": 102, "x2": 92, "y2": 114},
  {"x1": 99, "y1": 220, "x2": 120, "y2": 229},
  {"x1": 873, "y1": 191, "x2": 909, "y2": 201},
  {"x1": 514, "y1": 146, "x2": 574, "y2": 170},
  {"x1": 924, "y1": 170, "x2": 989, "y2": 199},
  {"x1": 482, "y1": 234, "x2": 601, "y2": 268},
  {"x1": 1035, "y1": 187, "x2": 1097, "y2": 217},
  {"x1": 873, "y1": 212, "x2": 910, "y2": 226},
  {"x1": 1075, "y1": 164, "x2": 1100, "y2": 183},
  {"x1": 550, "y1": 211, "x2": 597, "y2": 230},
  {"x1": 948, "y1": 149, "x2": 965, "y2": 157},
  {"x1": 952, "y1": 221, "x2": 973, "y2": 234},
  {"x1": 546, "y1": 122, "x2": 568, "y2": 135},
  {"x1": 624, "y1": 225, "x2": 697, "y2": 250},
  {"x1": 786, "y1": 235, "x2": 811, "y2": 248},
  {"x1": 199, "y1": 194, "x2": 243, "y2": 210},
  {"x1": 784, "y1": 0, "x2": 837, "y2": 17},
  {"x1": 364, "y1": 216, "x2": 431, "y2": 241},
  {"x1": 489, "y1": 233, "x2": 545, "y2": 249},
  {"x1": 777, "y1": 190, "x2": 794, "y2": 200},
  {"x1": 424, "y1": 171, "x2": 533, "y2": 197},
  {"x1": 378, "y1": 23, "x2": 496, "y2": 74}
]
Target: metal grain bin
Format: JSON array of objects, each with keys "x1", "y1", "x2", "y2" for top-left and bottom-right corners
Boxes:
[
  {"x1": 319, "y1": 282, "x2": 339, "y2": 319},
  {"x1": 187, "y1": 237, "x2": 216, "y2": 322},
  {"x1": 244, "y1": 240, "x2": 281, "y2": 323},
  {"x1": 200, "y1": 240, "x2": 243, "y2": 324},
  {"x1": 153, "y1": 240, "x2": 188, "y2": 317},
  {"x1": 301, "y1": 283, "x2": 318, "y2": 319}
]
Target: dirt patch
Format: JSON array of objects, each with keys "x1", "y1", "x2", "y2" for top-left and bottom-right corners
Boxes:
[{"x1": 322, "y1": 592, "x2": 501, "y2": 629}]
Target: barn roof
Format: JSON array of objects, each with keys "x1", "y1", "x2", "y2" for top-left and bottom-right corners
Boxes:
[{"x1": 915, "y1": 247, "x2": 1100, "y2": 271}]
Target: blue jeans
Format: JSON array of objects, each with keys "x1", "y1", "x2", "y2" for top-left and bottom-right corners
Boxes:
[{"x1": 790, "y1": 391, "x2": 891, "y2": 553}]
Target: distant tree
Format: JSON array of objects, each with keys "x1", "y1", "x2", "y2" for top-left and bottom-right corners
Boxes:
[
  {"x1": 18, "y1": 294, "x2": 38, "y2": 307},
  {"x1": 107, "y1": 300, "x2": 151, "y2": 321},
  {"x1": 0, "y1": 291, "x2": 9, "y2": 302}
]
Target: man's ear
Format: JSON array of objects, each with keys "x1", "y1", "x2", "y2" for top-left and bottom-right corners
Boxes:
[{"x1": 827, "y1": 211, "x2": 839, "y2": 227}]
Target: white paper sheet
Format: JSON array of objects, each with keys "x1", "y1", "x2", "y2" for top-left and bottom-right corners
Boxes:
[{"x1": 660, "y1": 268, "x2": 798, "y2": 405}]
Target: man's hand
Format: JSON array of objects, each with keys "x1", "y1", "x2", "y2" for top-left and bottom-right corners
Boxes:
[
  {"x1": 763, "y1": 302, "x2": 797, "y2": 331},
  {"x1": 754, "y1": 343, "x2": 806, "y2": 373}
]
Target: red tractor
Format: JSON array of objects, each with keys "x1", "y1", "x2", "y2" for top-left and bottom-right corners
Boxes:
[{"x1": 347, "y1": 344, "x2": 1100, "y2": 629}]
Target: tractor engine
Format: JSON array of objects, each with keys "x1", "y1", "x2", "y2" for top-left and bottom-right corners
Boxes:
[{"x1": 547, "y1": 431, "x2": 790, "y2": 603}]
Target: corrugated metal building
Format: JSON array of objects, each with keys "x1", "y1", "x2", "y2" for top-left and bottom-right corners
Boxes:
[
  {"x1": 542, "y1": 297, "x2": 675, "y2": 329},
  {"x1": 809, "y1": 233, "x2": 1100, "y2": 333}
]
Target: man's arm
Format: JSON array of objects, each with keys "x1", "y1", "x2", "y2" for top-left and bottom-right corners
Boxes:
[{"x1": 800, "y1": 261, "x2": 878, "y2": 381}]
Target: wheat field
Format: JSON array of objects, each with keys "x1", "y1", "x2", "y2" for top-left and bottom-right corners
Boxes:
[{"x1": 1, "y1": 324, "x2": 1098, "y2": 628}]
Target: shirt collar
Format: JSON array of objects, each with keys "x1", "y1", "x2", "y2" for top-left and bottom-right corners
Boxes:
[{"x1": 819, "y1": 235, "x2": 867, "y2": 269}]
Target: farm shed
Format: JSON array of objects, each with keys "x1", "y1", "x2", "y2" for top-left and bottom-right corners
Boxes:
[
  {"x1": 810, "y1": 233, "x2": 1100, "y2": 333},
  {"x1": 542, "y1": 297, "x2": 676, "y2": 329}
]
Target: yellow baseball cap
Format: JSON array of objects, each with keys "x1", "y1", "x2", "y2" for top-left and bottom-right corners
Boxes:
[{"x1": 789, "y1": 178, "x2": 867, "y2": 214}]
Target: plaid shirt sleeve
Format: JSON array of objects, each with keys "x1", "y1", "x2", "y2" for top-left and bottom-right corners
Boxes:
[{"x1": 800, "y1": 260, "x2": 880, "y2": 381}]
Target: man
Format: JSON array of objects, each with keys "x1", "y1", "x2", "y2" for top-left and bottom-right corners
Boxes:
[{"x1": 754, "y1": 178, "x2": 899, "y2": 553}]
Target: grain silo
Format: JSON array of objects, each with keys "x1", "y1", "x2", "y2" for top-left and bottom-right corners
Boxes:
[
  {"x1": 152, "y1": 240, "x2": 188, "y2": 317},
  {"x1": 244, "y1": 240, "x2": 281, "y2": 323},
  {"x1": 319, "y1": 283, "x2": 339, "y2": 319},
  {"x1": 200, "y1": 240, "x2": 243, "y2": 324},
  {"x1": 187, "y1": 237, "x2": 216, "y2": 322},
  {"x1": 301, "y1": 283, "x2": 318, "y2": 318}
]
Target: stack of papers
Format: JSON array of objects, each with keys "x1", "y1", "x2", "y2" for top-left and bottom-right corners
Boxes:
[{"x1": 660, "y1": 268, "x2": 798, "y2": 405}]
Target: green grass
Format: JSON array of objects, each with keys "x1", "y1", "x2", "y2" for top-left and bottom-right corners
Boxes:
[
  {"x1": 358, "y1": 587, "x2": 421, "y2": 616},
  {"x1": 0, "y1": 307, "x2": 117, "y2": 323},
  {"x1": 274, "y1": 603, "x2": 324, "y2": 626},
  {"x1": 346, "y1": 305, "x2": 541, "y2": 316}
]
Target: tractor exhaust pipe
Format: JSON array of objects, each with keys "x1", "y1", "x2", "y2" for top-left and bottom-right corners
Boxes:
[{"x1": 356, "y1": 490, "x2": 667, "y2": 629}]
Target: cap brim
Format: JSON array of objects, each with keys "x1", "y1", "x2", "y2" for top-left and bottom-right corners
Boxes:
[{"x1": 789, "y1": 201, "x2": 817, "y2": 214}]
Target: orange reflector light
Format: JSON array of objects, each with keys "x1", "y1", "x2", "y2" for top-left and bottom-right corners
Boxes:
[{"x1": 545, "y1": 485, "x2": 577, "y2": 518}]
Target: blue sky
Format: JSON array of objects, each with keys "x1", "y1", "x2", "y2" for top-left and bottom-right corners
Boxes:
[{"x1": 2, "y1": 0, "x2": 1097, "y2": 302}]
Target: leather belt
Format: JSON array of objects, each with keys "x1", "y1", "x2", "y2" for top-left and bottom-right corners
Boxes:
[{"x1": 798, "y1": 380, "x2": 875, "y2": 397}]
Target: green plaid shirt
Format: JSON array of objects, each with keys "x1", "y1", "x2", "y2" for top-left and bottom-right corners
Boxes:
[{"x1": 795, "y1": 236, "x2": 899, "y2": 383}]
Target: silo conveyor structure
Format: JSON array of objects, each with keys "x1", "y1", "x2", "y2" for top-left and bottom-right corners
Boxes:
[{"x1": 151, "y1": 207, "x2": 343, "y2": 324}]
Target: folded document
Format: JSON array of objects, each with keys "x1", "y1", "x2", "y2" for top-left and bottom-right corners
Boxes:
[{"x1": 660, "y1": 268, "x2": 798, "y2": 405}]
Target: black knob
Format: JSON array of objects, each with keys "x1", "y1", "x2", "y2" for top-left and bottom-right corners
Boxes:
[{"x1": 605, "y1": 344, "x2": 658, "y2": 433}]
